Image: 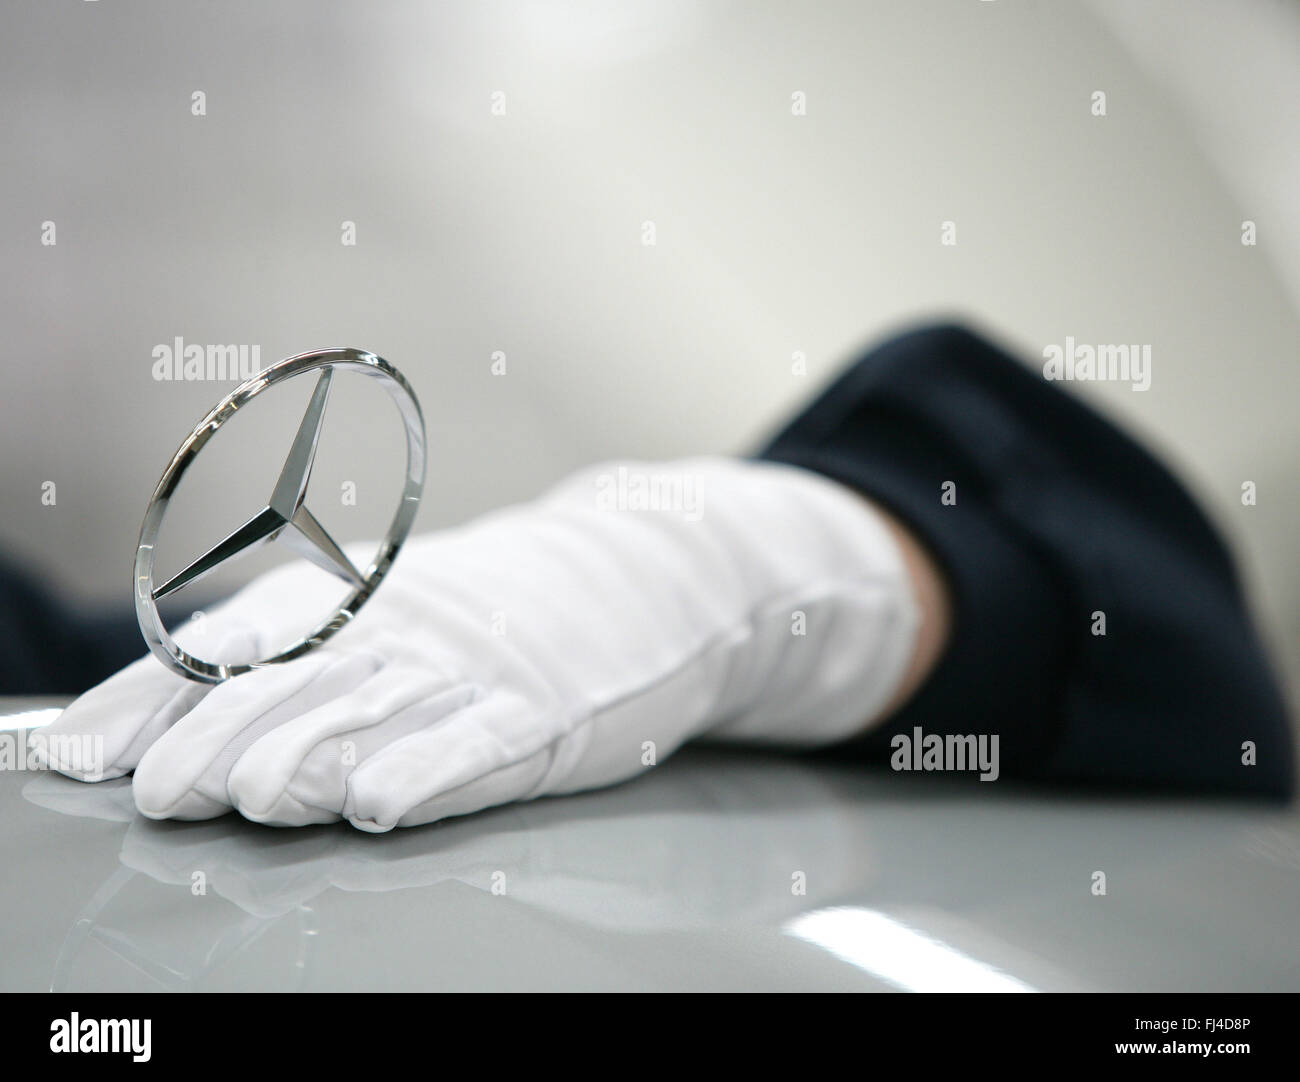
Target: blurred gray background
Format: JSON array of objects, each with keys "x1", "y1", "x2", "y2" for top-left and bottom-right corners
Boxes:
[{"x1": 1, "y1": 1, "x2": 1297, "y2": 689}]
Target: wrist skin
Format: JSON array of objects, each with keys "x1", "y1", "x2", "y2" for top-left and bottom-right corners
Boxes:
[{"x1": 850, "y1": 490, "x2": 953, "y2": 726}]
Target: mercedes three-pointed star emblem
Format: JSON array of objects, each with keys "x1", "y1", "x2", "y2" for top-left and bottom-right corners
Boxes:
[{"x1": 134, "y1": 348, "x2": 426, "y2": 683}]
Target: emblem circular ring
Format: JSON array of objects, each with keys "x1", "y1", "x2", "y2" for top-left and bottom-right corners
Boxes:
[{"x1": 133, "y1": 347, "x2": 426, "y2": 683}]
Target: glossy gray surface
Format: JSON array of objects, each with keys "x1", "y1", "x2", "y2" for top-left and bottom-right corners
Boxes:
[{"x1": 2, "y1": 697, "x2": 1297, "y2": 991}]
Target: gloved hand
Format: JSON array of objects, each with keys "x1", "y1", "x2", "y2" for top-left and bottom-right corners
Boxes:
[{"x1": 42, "y1": 457, "x2": 919, "y2": 831}]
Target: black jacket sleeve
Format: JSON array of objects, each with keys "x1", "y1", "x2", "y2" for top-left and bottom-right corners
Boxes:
[{"x1": 756, "y1": 322, "x2": 1294, "y2": 798}]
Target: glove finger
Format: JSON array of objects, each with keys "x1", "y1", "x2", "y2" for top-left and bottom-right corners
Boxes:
[
  {"x1": 37, "y1": 622, "x2": 263, "y2": 780},
  {"x1": 346, "y1": 690, "x2": 560, "y2": 832},
  {"x1": 226, "y1": 664, "x2": 474, "y2": 827},
  {"x1": 38, "y1": 656, "x2": 208, "y2": 781},
  {"x1": 132, "y1": 648, "x2": 382, "y2": 821},
  {"x1": 360, "y1": 747, "x2": 553, "y2": 831}
]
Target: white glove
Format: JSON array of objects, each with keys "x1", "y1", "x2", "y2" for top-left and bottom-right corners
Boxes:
[{"x1": 43, "y1": 457, "x2": 919, "y2": 831}]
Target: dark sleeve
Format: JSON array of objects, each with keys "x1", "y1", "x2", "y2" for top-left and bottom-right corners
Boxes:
[
  {"x1": 0, "y1": 551, "x2": 142, "y2": 696},
  {"x1": 755, "y1": 322, "x2": 1294, "y2": 798}
]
